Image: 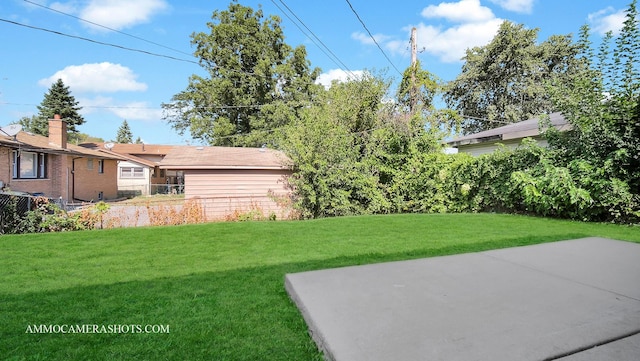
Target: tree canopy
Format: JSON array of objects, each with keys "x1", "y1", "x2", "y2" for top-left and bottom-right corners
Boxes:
[
  {"x1": 163, "y1": 0, "x2": 321, "y2": 146},
  {"x1": 445, "y1": 21, "x2": 578, "y2": 134}
]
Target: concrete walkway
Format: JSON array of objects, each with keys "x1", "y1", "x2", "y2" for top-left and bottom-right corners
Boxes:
[{"x1": 285, "y1": 237, "x2": 640, "y2": 361}]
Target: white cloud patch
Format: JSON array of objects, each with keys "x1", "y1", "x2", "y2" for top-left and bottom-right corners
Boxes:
[
  {"x1": 39, "y1": 62, "x2": 147, "y2": 93},
  {"x1": 110, "y1": 101, "x2": 163, "y2": 121},
  {"x1": 589, "y1": 7, "x2": 626, "y2": 35},
  {"x1": 77, "y1": 95, "x2": 114, "y2": 115},
  {"x1": 488, "y1": 0, "x2": 534, "y2": 14},
  {"x1": 49, "y1": 1, "x2": 78, "y2": 14},
  {"x1": 385, "y1": 0, "x2": 503, "y2": 63},
  {"x1": 414, "y1": 19, "x2": 503, "y2": 62},
  {"x1": 421, "y1": 0, "x2": 494, "y2": 23},
  {"x1": 315, "y1": 69, "x2": 365, "y2": 89},
  {"x1": 78, "y1": 97, "x2": 163, "y2": 121},
  {"x1": 351, "y1": 32, "x2": 392, "y2": 45},
  {"x1": 353, "y1": 0, "x2": 503, "y2": 63},
  {"x1": 79, "y1": 0, "x2": 168, "y2": 31}
]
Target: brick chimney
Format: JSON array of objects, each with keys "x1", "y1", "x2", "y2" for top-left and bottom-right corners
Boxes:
[{"x1": 48, "y1": 114, "x2": 67, "y2": 149}]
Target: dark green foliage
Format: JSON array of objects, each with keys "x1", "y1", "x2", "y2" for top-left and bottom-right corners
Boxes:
[
  {"x1": 544, "y1": 0, "x2": 639, "y2": 216},
  {"x1": 20, "y1": 79, "x2": 85, "y2": 142},
  {"x1": 3, "y1": 198, "x2": 99, "y2": 234},
  {"x1": 116, "y1": 120, "x2": 133, "y2": 143},
  {"x1": 280, "y1": 72, "x2": 446, "y2": 218},
  {"x1": 163, "y1": 1, "x2": 321, "y2": 146},
  {"x1": 445, "y1": 21, "x2": 578, "y2": 134}
]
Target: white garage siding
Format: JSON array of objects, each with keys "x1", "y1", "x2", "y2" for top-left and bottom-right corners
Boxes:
[{"x1": 184, "y1": 169, "x2": 293, "y2": 220}]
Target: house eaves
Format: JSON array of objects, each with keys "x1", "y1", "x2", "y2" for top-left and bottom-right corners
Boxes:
[
  {"x1": 0, "y1": 135, "x2": 124, "y2": 160},
  {"x1": 447, "y1": 112, "x2": 569, "y2": 148}
]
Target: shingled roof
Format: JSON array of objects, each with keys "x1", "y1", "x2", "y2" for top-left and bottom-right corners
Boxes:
[
  {"x1": 0, "y1": 131, "x2": 123, "y2": 160},
  {"x1": 448, "y1": 112, "x2": 570, "y2": 147},
  {"x1": 158, "y1": 146, "x2": 291, "y2": 170}
]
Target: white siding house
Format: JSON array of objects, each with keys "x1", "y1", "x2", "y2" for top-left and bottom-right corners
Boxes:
[{"x1": 117, "y1": 159, "x2": 152, "y2": 196}]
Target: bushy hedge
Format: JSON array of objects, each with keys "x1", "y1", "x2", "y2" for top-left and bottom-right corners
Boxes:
[
  {"x1": 1, "y1": 198, "x2": 111, "y2": 234},
  {"x1": 390, "y1": 140, "x2": 639, "y2": 224}
]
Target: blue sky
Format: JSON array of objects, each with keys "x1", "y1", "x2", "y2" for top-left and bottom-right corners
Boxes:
[{"x1": 0, "y1": 0, "x2": 632, "y2": 145}]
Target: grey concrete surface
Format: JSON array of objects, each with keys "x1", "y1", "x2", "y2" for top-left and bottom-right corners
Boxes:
[
  {"x1": 555, "y1": 333, "x2": 640, "y2": 360},
  {"x1": 285, "y1": 237, "x2": 640, "y2": 361}
]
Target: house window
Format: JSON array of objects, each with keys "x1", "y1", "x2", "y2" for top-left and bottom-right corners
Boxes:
[
  {"x1": 120, "y1": 167, "x2": 144, "y2": 178},
  {"x1": 12, "y1": 151, "x2": 47, "y2": 179},
  {"x1": 98, "y1": 160, "x2": 104, "y2": 174},
  {"x1": 87, "y1": 159, "x2": 94, "y2": 170}
]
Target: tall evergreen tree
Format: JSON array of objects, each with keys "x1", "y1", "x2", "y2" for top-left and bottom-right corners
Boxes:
[
  {"x1": 36, "y1": 79, "x2": 84, "y2": 136},
  {"x1": 20, "y1": 79, "x2": 85, "y2": 140},
  {"x1": 116, "y1": 120, "x2": 133, "y2": 143}
]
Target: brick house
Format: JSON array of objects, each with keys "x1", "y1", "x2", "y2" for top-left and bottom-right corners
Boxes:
[
  {"x1": 79, "y1": 143, "x2": 177, "y2": 196},
  {"x1": 0, "y1": 116, "x2": 122, "y2": 202}
]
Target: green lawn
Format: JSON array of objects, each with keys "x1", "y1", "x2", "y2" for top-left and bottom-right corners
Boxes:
[{"x1": 1, "y1": 213, "x2": 639, "y2": 360}]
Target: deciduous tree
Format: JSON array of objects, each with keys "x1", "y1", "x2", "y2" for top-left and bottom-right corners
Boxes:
[
  {"x1": 163, "y1": 0, "x2": 321, "y2": 146},
  {"x1": 445, "y1": 21, "x2": 577, "y2": 134}
]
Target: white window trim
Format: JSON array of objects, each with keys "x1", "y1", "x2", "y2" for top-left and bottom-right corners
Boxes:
[{"x1": 120, "y1": 166, "x2": 145, "y2": 178}]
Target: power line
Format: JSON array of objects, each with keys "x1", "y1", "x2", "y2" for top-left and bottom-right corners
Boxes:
[
  {"x1": 0, "y1": 18, "x2": 199, "y2": 65},
  {"x1": 271, "y1": 0, "x2": 356, "y2": 79},
  {"x1": 22, "y1": 0, "x2": 194, "y2": 58},
  {"x1": 344, "y1": 0, "x2": 403, "y2": 76},
  {"x1": 0, "y1": 101, "x2": 312, "y2": 111}
]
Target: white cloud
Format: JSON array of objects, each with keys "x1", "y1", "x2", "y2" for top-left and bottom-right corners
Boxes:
[
  {"x1": 110, "y1": 101, "x2": 163, "y2": 121},
  {"x1": 39, "y1": 62, "x2": 147, "y2": 93},
  {"x1": 49, "y1": 1, "x2": 78, "y2": 14},
  {"x1": 421, "y1": 0, "x2": 495, "y2": 23},
  {"x1": 78, "y1": 97, "x2": 163, "y2": 121},
  {"x1": 315, "y1": 69, "x2": 365, "y2": 89},
  {"x1": 488, "y1": 0, "x2": 534, "y2": 14},
  {"x1": 589, "y1": 7, "x2": 626, "y2": 35},
  {"x1": 356, "y1": 0, "x2": 503, "y2": 63},
  {"x1": 79, "y1": 0, "x2": 168, "y2": 31},
  {"x1": 351, "y1": 32, "x2": 392, "y2": 45},
  {"x1": 415, "y1": 19, "x2": 504, "y2": 62},
  {"x1": 77, "y1": 95, "x2": 114, "y2": 115}
]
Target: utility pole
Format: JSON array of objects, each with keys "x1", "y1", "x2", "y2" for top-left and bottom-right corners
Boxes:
[{"x1": 410, "y1": 27, "x2": 418, "y2": 116}]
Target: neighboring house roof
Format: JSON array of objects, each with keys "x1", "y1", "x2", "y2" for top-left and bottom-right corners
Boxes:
[
  {"x1": 81, "y1": 145, "x2": 157, "y2": 168},
  {"x1": 81, "y1": 143, "x2": 174, "y2": 156},
  {"x1": 80, "y1": 143, "x2": 175, "y2": 167},
  {"x1": 448, "y1": 112, "x2": 570, "y2": 148},
  {"x1": 159, "y1": 146, "x2": 291, "y2": 170},
  {"x1": 0, "y1": 132, "x2": 123, "y2": 160}
]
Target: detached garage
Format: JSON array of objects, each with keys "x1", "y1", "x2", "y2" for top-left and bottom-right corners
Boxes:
[{"x1": 158, "y1": 146, "x2": 293, "y2": 220}]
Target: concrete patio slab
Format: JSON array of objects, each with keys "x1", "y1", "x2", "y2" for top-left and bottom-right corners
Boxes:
[
  {"x1": 555, "y1": 333, "x2": 640, "y2": 361},
  {"x1": 285, "y1": 237, "x2": 640, "y2": 361}
]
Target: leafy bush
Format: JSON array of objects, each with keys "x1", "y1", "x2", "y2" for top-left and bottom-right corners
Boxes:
[{"x1": 17, "y1": 197, "x2": 99, "y2": 233}]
